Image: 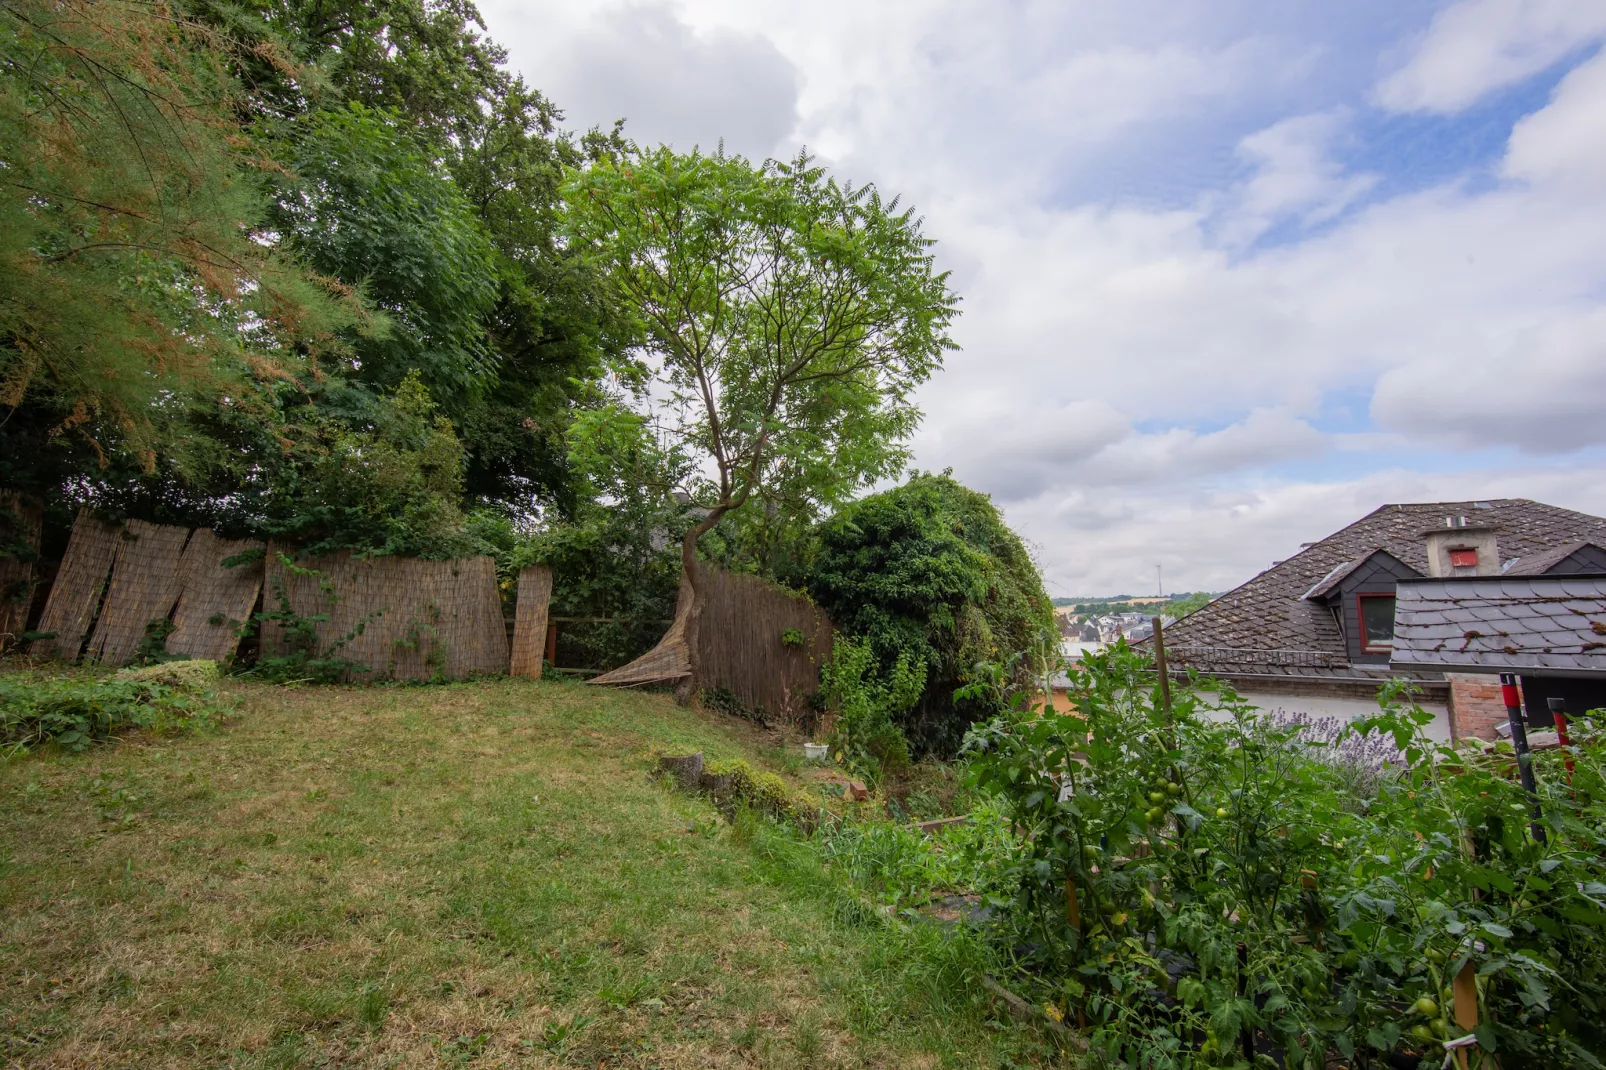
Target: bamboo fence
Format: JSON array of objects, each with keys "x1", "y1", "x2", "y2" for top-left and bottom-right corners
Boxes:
[
  {"x1": 0, "y1": 491, "x2": 43, "y2": 648},
  {"x1": 30, "y1": 509, "x2": 122, "y2": 660},
  {"x1": 695, "y1": 568, "x2": 833, "y2": 722},
  {"x1": 510, "y1": 565, "x2": 553, "y2": 678},
  {"x1": 166, "y1": 529, "x2": 264, "y2": 663},
  {"x1": 261, "y1": 548, "x2": 508, "y2": 680},
  {"x1": 84, "y1": 520, "x2": 191, "y2": 664},
  {"x1": 592, "y1": 566, "x2": 834, "y2": 722}
]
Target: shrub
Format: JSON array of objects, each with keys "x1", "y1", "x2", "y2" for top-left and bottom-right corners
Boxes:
[
  {"x1": 964, "y1": 642, "x2": 1606, "y2": 1068},
  {"x1": 801, "y1": 472, "x2": 1055, "y2": 759},
  {"x1": 1, "y1": 670, "x2": 224, "y2": 753},
  {"x1": 821, "y1": 635, "x2": 921, "y2": 784}
]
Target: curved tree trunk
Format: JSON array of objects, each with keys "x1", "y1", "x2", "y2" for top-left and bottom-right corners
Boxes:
[{"x1": 588, "y1": 506, "x2": 727, "y2": 700}]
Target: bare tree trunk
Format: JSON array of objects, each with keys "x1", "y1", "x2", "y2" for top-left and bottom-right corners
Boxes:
[{"x1": 672, "y1": 506, "x2": 727, "y2": 705}]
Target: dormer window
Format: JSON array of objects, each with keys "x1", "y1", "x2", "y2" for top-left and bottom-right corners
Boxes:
[
  {"x1": 1358, "y1": 593, "x2": 1396, "y2": 653},
  {"x1": 1449, "y1": 548, "x2": 1478, "y2": 569}
]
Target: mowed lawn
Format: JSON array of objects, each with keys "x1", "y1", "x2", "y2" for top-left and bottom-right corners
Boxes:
[{"x1": 0, "y1": 678, "x2": 1044, "y2": 1069}]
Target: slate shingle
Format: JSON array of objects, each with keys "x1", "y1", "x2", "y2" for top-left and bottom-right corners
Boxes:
[{"x1": 1161, "y1": 499, "x2": 1606, "y2": 678}]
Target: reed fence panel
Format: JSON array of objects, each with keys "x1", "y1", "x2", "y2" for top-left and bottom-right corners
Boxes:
[
  {"x1": 167, "y1": 530, "x2": 265, "y2": 663},
  {"x1": 0, "y1": 492, "x2": 43, "y2": 648},
  {"x1": 696, "y1": 568, "x2": 833, "y2": 722},
  {"x1": 85, "y1": 520, "x2": 191, "y2": 665},
  {"x1": 261, "y1": 549, "x2": 507, "y2": 680},
  {"x1": 31, "y1": 510, "x2": 122, "y2": 660},
  {"x1": 510, "y1": 565, "x2": 553, "y2": 678}
]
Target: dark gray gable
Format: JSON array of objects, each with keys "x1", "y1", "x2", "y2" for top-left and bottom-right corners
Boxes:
[{"x1": 1506, "y1": 541, "x2": 1606, "y2": 577}]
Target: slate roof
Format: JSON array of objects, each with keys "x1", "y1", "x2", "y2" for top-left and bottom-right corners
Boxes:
[
  {"x1": 1502, "y1": 540, "x2": 1606, "y2": 577},
  {"x1": 1158, "y1": 499, "x2": 1606, "y2": 679},
  {"x1": 1302, "y1": 548, "x2": 1413, "y2": 601},
  {"x1": 1391, "y1": 576, "x2": 1606, "y2": 676}
]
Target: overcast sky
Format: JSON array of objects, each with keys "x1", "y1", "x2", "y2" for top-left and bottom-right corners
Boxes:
[{"x1": 478, "y1": 0, "x2": 1606, "y2": 598}]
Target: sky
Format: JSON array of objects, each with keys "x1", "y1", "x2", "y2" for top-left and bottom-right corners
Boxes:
[{"x1": 477, "y1": 0, "x2": 1606, "y2": 598}]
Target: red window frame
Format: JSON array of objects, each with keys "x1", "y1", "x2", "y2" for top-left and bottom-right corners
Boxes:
[{"x1": 1357, "y1": 592, "x2": 1396, "y2": 654}]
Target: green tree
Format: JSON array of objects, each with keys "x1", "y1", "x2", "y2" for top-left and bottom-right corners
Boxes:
[
  {"x1": 564, "y1": 147, "x2": 957, "y2": 695},
  {"x1": 0, "y1": 0, "x2": 358, "y2": 496}
]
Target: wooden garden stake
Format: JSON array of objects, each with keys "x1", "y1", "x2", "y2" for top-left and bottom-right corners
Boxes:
[
  {"x1": 1151, "y1": 616, "x2": 1172, "y2": 718},
  {"x1": 1452, "y1": 960, "x2": 1478, "y2": 1069}
]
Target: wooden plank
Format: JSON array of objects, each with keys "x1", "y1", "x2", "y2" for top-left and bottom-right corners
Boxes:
[
  {"x1": 85, "y1": 520, "x2": 191, "y2": 665},
  {"x1": 30, "y1": 510, "x2": 122, "y2": 661},
  {"x1": 0, "y1": 491, "x2": 43, "y2": 649},
  {"x1": 166, "y1": 530, "x2": 264, "y2": 664},
  {"x1": 511, "y1": 565, "x2": 553, "y2": 678}
]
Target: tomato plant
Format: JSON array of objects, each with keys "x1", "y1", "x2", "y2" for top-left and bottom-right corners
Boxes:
[{"x1": 964, "y1": 642, "x2": 1606, "y2": 1068}]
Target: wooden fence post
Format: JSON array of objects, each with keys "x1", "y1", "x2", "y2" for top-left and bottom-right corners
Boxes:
[{"x1": 510, "y1": 565, "x2": 553, "y2": 679}]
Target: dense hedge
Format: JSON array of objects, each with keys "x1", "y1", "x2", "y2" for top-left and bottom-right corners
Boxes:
[{"x1": 801, "y1": 472, "x2": 1054, "y2": 759}]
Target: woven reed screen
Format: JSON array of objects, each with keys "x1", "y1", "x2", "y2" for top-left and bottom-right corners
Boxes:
[
  {"x1": 261, "y1": 549, "x2": 508, "y2": 680},
  {"x1": 30, "y1": 509, "x2": 121, "y2": 660},
  {"x1": 166, "y1": 529, "x2": 264, "y2": 663},
  {"x1": 510, "y1": 565, "x2": 552, "y2": 678},
  {"x1": 85, "y1": 520, "x2": 190, "y2": 665},
  {"x1": 0, "y1": 492, "x2": 43, "y2": 648},
  {"x1": 696, "y1": 568, "x2": 833, "y2": 722}
]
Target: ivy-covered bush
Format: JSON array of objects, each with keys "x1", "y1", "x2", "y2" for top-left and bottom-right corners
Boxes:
[
  {"x1": 1, "y1": 668, "x2": 225, "y2": 753},
  {"x1": 964, "y1": 643, "x2": 1606, "y2": 1068},
  {"x1": 801, "y1": 472, "x2": 1054, "y2": 760}
]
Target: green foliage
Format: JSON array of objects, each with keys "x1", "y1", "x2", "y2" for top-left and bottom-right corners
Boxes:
[
  {"x1": 267, "y1": 104, "x2": 501, "y2": 415},
  {"x1": 1, "y1": 669, "x2": 224, "y2": 754},
  {"x1": 563, "y1": 145, "x2": 956, "y2": 575},
  {"x1": 512, "y1": 405, "x2": 689, "y2": 670},
  {"x1": 0, "y1": 0, "x2": 358, "y2": 493},
  {"x1": 701, "y1": 758, "x2": 822, "y2": 826},
  {"x1": 248, "y1": 374, "x2": 484, "y2": 559},
  {"x1": 964, "y1": 642, "x2": 1606, "y2": 1068},
  {"x1": 821, "y1": 636, "x2": 920, "y2": 784},
  {"x1": 804, "y1": 472, "x2": 1055, "y2": 759}
]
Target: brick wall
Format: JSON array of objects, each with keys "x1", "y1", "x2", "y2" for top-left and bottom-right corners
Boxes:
[{"x1": 1447, "y1": 673, "x2": 1520, "y2": 741}]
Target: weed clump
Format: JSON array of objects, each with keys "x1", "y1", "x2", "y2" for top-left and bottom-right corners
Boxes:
[{"x1": 1, "y1": 667, "x2": 226, "y2": 753}]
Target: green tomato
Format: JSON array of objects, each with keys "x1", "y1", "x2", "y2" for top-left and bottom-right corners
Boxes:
[
  {"x1": 1216, "y1": 807, "x2": 1230, "y2": 818},
  {"x1": 1148, "y1": 791, "x2": 1166, "y2": 805},
  {"x1": 1410, "y1": 1024, "x2": 1436, "y2": 1043},
  {"x1": 1432, "y1": 1019, "x2": 1448, "y2": 1037},
  {"x1": 1412, "y1": 997, "x2": 1439, "y2": 1017},
  {"x1": 1424, "y1": 948, "x2": 1446, "y2": 963},
  {"x1": 1165, "y1": 782, "x2": 1182, "y2": 796},
  {"x1": 1146, "y1": 807, "x2": 1165, "y2": 824}
]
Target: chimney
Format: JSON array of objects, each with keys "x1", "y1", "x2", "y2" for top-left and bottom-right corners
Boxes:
[{"x1": 1424, "y1": 520, "x2": 1499, "y2": 578}]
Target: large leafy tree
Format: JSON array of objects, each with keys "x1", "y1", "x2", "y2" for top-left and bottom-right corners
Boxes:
[{"x1": 565, "y1": 147, "x2": 957, "y2": 694}]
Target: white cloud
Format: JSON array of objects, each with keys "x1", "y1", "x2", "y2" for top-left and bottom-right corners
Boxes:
[
  {"x1": 477, "y1": 0, "x2": 1606, "y2": 595},
  {"x1": 1213, "y1": 111, "x2": 1378, "y2": 247},
  {"x1": 1504, "y1": 48, "x2": 1606, "y2": 193},
  {"x1": 486, "y1": 2, "x2": 800, "y2": 158},
  {"x1": 1376, "y1": 0, "x2": 1606, "y2": 114}
]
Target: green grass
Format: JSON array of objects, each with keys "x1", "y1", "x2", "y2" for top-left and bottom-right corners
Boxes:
[{"x1": 0, "y1": 676, "x2": 1056, "y2": 1068}]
